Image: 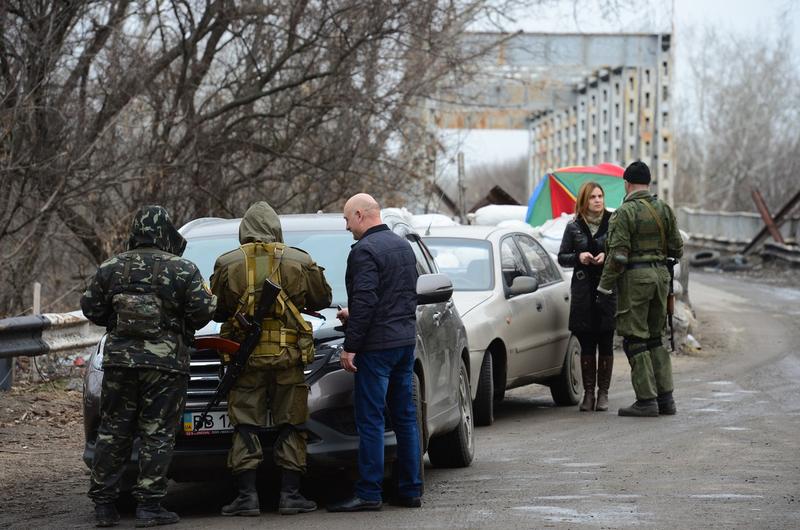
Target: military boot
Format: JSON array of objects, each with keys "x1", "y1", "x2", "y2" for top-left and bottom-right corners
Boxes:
[
  {"x1": 618, "y1": 398, "x2": 659, "y2": 417},
  {"x1": 94, "y1": 503, "x2": 120, "y2": 527},
  {"x1": 579, "y1": 355, "x2": 596, "y2": 412},
  {"x1": 134, "y1": 504, "x2": 179, "y2": 527},
  {"x1": 279, "y1": 469, "x2": 317, "y2": 515},
  {"x1": 595, "y1": 355, "x2": 613, "y2": 412},
  {"x1": 657, "y1": 391, "x2": 677, "y2": 415},
  {"x1": 221, "y1": 470, "x2": 260, "y2": 517}
]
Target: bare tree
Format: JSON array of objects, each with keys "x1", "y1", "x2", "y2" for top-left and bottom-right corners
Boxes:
[
  {"x1": 674, "y1": 27, "x2": 800, "y2": 211},
  {"x1": 1, "y1": 0, "x2": 530, "y2": 316}
]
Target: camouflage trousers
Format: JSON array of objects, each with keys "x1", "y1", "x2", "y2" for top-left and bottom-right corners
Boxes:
[
  {"x1": 88, "y1": 367, "x2": 187, "y2": 505},
  {"x1": 616, "y1": 266, "x2": 674, "y2": 400},
  {"x1": 227, "y1": 364, "x2": 309, "y2": 474}
]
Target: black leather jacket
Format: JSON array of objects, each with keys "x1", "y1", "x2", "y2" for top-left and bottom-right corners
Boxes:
[{"x1": 557, "y1": 211, "x2": 616, "y2": 333}]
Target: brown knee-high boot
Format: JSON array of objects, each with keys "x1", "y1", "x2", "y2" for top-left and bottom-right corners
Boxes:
[
  {"x1": 595, "y1": 355, "x2": 613, "y2": 411},
  {"x1": 579, "y1": 355, "x2": 596, "y2": 411}
]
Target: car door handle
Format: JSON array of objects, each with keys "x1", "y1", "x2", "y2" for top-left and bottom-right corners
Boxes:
[
  {"x1": 536, "y1": 302, "x2": 543, "y2": 312},
  {"x1": 433, "y1": 311, "x2": 443, "y2": 325}
]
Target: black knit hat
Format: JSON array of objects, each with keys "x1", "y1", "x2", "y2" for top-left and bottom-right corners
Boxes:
[{"x1": 623, "y1": 161, "x2": 651, "y2": 184}]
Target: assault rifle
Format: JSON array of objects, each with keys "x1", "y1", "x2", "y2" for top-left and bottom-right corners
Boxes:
[
  {"x1": 666, "y1": 257, "x2": 678, "y2": 352},
  {"x1": 193, "y1": 278, "x2": 282, "y2": 432}
]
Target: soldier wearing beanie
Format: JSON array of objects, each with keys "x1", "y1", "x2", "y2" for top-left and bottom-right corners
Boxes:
[{"x1": 597, "y1": 161, "x2": 684, "y2": 417}]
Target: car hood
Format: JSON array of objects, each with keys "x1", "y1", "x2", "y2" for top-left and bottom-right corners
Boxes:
[
  {"x1": 196, "y1": 307, "x2": 341, "y2": 342},
  {"x1": 451, "y1": 291, "x2": 494, "y2": 319}
]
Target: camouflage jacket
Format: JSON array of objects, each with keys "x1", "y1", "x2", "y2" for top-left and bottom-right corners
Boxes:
[
  {"x1": 211, "y1": 202, "x2": 332, "y2": 365},
  {"x1": 598, "y1": 190, "x2": 683, "y2": 293},
  {"x1": 81, "y1": 206, "x2": 217, "y2": 374}
]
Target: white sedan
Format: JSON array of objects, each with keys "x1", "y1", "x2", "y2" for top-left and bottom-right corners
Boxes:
[{"x1": 424, "y1": 225, "x2": 581, "y2": 426}]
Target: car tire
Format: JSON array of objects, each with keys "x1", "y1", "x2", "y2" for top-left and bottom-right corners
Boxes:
[
  {"x1": 689, "y1": 250, "x2": 720, "y2": 267},
  {"x1": 390, "y1": 371, "x2": 426, "y2": 495},
  {"x1": 473, "y1": 351, "x2": 495, "y2": 426},
  {"x1": 427, "y1": 359, "x2": 475, "y2": 468},
  {"x1": 550, "y1": 335, "x2": 582, "y2": 406}
]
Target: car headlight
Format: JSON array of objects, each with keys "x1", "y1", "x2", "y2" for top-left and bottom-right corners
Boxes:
[
  {"x1": 321, "y1": 341, "x2": 345, "y2": 364},
  {"x1": 90, "y1": 335, "x2": 107, "y2": 371}
]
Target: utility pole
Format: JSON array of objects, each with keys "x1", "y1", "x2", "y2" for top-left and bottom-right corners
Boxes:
[{"x1": 457, "y1": 151, "x2": 466, "y2": 223}]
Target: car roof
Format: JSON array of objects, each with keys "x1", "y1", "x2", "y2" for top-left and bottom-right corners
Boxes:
[
  {"x1": 180, "y1": 212, "x2": 417, "y2": 239},
  {"x1": 423, "y1": 225, "x2": 519, "y2": 240}
]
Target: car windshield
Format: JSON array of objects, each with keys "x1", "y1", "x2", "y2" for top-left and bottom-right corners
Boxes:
[
  {"x1": 182, "y1": 230, "x2": 354, "y2": 306},
  {"x1": 424, "y1": 237, "x2": 493, "y2": 291}
]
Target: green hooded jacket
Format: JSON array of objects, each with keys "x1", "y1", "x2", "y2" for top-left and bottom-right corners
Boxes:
[
  {"x1": 211, "y1": 202, "x2": 332, "y2": 364},
  {"x1": 81, "y1": 205, "x2": 217, "y2": 374}
]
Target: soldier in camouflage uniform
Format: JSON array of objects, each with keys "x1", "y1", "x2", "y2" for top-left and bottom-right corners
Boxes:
[
  {"x1": 81, "y1": 205, "x2": 216, "y2": 527},
  {"x1": 211, "y1": 201, "x2": 332, "y2": 517},
  {"x1": 597, "y1": 162, "x2": 683, "y2": 417}
]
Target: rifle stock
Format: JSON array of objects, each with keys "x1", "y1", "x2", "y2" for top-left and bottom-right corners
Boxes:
[
  {"x1": 666, "y1": 258, "x2": 678, "y2": 351},
  {"x1": 193, "y1": 278, "x2": 282, "y2": 432}
]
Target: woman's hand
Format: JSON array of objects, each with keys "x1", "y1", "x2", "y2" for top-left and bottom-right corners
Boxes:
[
  {"x1": 579, "y1": 252, "x2": 594, "y2": 265},
  {"x1": 592, "y1": 252, "x2": 606, "y2": 265}
]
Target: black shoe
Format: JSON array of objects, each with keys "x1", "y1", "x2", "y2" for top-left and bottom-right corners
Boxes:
[
  {"x1": 391, "y1": 496, "x2": 422, "y2": 508},
  {"x1": 327, "y1": 496, "x2": 382, "y2": 512},
  {"x1": 618, "y1": 399, "x2": 659, "y2": 417},
  {"x1": 134, "y1": 504, "x2": 180, "y2": 527},
  {"x1": 657, "y1": 392, "x2": 677, "y2": 415},
  {"x1": 94, "y1": 503, "x2": 120, "y2": 527}
]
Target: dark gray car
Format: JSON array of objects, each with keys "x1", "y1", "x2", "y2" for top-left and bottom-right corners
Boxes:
[{"x1": 83, "y1": 212, "x2": 474, "y2": 484}]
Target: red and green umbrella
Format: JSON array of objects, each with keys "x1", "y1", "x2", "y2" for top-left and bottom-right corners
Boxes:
[{"x1": 525, "y1": 163, "x2": 626, "y2": 227}]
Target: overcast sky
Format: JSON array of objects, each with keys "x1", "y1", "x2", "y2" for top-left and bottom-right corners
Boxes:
[{"x1": 439, "y1": 0, "x2": 799, "y2": 183}]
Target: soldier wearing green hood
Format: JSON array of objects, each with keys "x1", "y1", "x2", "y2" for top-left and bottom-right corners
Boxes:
[
  {"x1": 211, "y1": 201, "x2": 332, "y2": 517},
  {"x1": 597, "y1": 162, "x2": 683, "y2": 417},
  {"x1": 81, "y1": 205, "x2": 216, "y2": 527}
]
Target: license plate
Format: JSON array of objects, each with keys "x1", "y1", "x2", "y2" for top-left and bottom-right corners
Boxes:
[{"x1": 183, "y1": 411, "x2": 233, "y2": 435}]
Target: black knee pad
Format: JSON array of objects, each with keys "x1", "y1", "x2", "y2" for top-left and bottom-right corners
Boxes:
[
  {"x1": 647, "y1": 336, "x2": 662, "y2": 350},
  {"x1": 622, "y1": 338, "x2": 648, "y2": 359}
]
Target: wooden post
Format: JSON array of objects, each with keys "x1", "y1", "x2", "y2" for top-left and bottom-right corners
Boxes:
[{"x1": 33, "y1": 282, "x2": 42, "y2": 315}]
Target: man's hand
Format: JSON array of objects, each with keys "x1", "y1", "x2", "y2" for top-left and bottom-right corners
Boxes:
[
  {"x1": 340, "y1": 350, "x2": 357, "y2": 373},
  {"x1": 336, "y1": 307, "x2": 349, "y2": 324}
]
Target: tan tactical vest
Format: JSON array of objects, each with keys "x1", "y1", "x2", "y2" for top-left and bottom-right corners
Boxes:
[{"x1": 230, "y1": 242, "x2": 315, "y2": 365}]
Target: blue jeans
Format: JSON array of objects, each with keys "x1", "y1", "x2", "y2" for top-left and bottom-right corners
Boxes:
[{"x1": 353, "y1": 345, "x2": 422, "y2": 501}]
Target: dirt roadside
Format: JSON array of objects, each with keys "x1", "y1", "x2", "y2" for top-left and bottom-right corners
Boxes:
[{"x1": 0, "y1": 381, "x2": 88, "y2": 527}]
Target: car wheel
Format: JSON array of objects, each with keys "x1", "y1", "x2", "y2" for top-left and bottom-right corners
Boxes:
[
  {"x1": 550, "y1": 335, "x2": 582, "y2": 406},
  {"x1": 473, "y1": 351, "x2": 494, "y2": 426},
  {"x1": 427, "y1": 359, "x2": 475, "y2": 468}
]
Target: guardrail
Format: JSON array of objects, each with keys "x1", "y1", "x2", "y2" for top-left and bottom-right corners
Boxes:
[
  {"x1": 0, "y1": 311, "x2": 103, "y2": 360},
  {"x1": 0, "y1": 310, "x2": 104, "y2": 390}
]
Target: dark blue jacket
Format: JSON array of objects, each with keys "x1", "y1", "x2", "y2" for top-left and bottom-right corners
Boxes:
[{"x1": 344, "y1": 224, "x2": 418, "y2": 353}]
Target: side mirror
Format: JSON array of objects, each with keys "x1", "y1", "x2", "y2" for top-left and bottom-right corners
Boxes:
[
  {"x1": 508, "y1": 276, "x2": 538, "y2": 297},
  {"x1": 416, "y1": 273, "x2": 453, "y2": 305}
]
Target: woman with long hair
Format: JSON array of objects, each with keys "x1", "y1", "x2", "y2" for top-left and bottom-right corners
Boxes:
[{"x1": 558, "y1": 182, "x2": 617, "y2": 411}]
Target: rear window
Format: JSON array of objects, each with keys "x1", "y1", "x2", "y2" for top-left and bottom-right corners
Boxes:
[{"x1": 424, "y1": 238, "x2": 493, "y2": 291}]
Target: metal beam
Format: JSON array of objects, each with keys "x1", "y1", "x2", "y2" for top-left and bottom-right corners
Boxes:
[{"x1": 743, "y1": 188, "x2": 800, "y2": 255}]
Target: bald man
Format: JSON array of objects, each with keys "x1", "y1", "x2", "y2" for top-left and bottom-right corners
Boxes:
[{"x1": 328, "y1": 194, "x2": 423, "y2": 511}]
